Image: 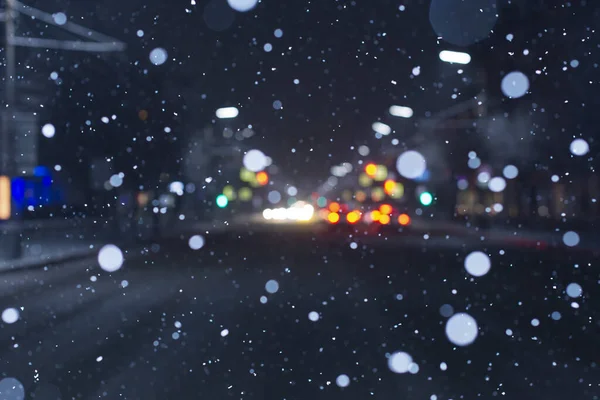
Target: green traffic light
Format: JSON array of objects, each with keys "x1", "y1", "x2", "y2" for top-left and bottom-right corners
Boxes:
[
  {"x1": 419, "y1": 192, "x2": 433, "y2": 206},
  {"x1": 216, "y1": 194, "x2": 229, "y2": 208},
  {"x1": 317, "y1": 196, "x2": 327, "y2": 208}
]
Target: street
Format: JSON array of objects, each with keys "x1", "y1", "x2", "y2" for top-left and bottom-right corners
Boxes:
[
  {"x1": 0, "y1": 228, "x2": 598, "y2": 399},
  {"x1": 0, "y1": 0, "x2": 595, "y2": 399}
]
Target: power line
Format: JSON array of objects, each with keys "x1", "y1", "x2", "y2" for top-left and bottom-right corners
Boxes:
[
  {"x1": 12, "y1": 0, "x2": 125, "y2": 50},
  {"x1": 10, "y1": 36, "x2": 124, "y2": 52}
]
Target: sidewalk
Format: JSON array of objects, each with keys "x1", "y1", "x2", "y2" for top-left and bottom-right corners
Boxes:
[
  {"x1": 0, "y1": 217, "x2": 121, "y2": 272},
  {"x1": 0, "y1": 239, "x2": 103, "y2": 271},
  {"x1": 0, "y1": 216, "x2": 240, "y2": 272}
]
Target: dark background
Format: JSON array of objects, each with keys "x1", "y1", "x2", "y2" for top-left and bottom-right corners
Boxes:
[{"x1": 5, "y1": 0, "x2": 598, "y2": 193}]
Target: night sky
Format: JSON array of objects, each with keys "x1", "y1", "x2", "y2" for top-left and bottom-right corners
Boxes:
[{"x1": 9, "y1": 0, "x2": 600, "y2": 191}]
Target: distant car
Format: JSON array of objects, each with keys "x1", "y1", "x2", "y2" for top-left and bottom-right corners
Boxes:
[{"x1": 317, "y1": 201, "x2": 413, "y2": 237}]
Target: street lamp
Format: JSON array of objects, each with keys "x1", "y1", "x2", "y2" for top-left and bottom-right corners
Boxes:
[
  {"x1": 216, "y1": 107, "x2": 239, "y2": 119},
  {"x1": 439, "y1": 50, "x2": 471, "y2": 65},
  {"x1": 372, "y1": 121, "x2": 391, "y2": 136},
  {"x1": 389, "y1": 105, "x2": 414, "y2": 118}
]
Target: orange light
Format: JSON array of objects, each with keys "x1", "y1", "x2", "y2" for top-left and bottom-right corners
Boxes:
[
  {"x1": 138, "y1": 109, "x2": 148, "y2": 121},
  {"x1": 329, "y1": 202, "x2": 340, "y2": 213},
  {"x1": 256, "y1": 171, "x2": 269, "y2": 186},
  {"x1": 327, "y1": 212, "x2": 340, "y2": 224},
  {"x1": 379, "y1": 214, "x2": 391, "y2": 225},
  {"x1": 355, "y1": 191, "x2": 367, "y2": 202},
  {"x1": 0, "y1": 176, "x2": 10, "y2": 220},
  {"x1": 365, "y1": 163, "x2": 377, "y2": 177},
  {"x1": 136, "y1": 192, "x2": 149, "y2": 207},
  {"x1": 398, "y1": 213, "x2": 411, "y2": 226},
  {"x1": 379, "y1": 204, "x2": 393, "y2": 215},
  {"x1": 347, "y1": 210, "x2": 361, "y2": 224},
  {"x1": 370, "y1": 210, "x2": 381, "y2": 222},
  {"x1": 384, "y1": 179, "x2": 396, "y2": 195}
]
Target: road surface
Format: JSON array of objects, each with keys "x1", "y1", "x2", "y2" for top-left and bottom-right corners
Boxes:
[{"x1": 0, "y1": 227, "x2": 597, "y2": 399}]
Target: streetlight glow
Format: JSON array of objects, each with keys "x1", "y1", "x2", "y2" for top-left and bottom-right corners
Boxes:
[
  {"x1": 389, "y1": 105, "x2": 413, "y2": 118},
  {"x1": 372, "y1": 121, "x2": 391, "y2": 135},
  {"x1": 439, "y1": 50, "x2": 471, "y2": 65},
  {"x1": 216, "y1": 107, "x2": 239, "y2": 119}
]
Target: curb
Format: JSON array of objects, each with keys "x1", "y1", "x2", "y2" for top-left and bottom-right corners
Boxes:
[{"x1": 0, "y1": 237, "x2": 164, "y2": 274}]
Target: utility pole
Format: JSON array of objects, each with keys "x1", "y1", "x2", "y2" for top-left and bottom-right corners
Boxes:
[
  {"x1": 0, "y1": 0, "x2": 19, "y2": 260},
  {"x1": 1, "y1": 0, "x2": 15, "y2": 176},
  {"x1": 0, "y1": 0, "x2": 125, "y2": 259}
]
